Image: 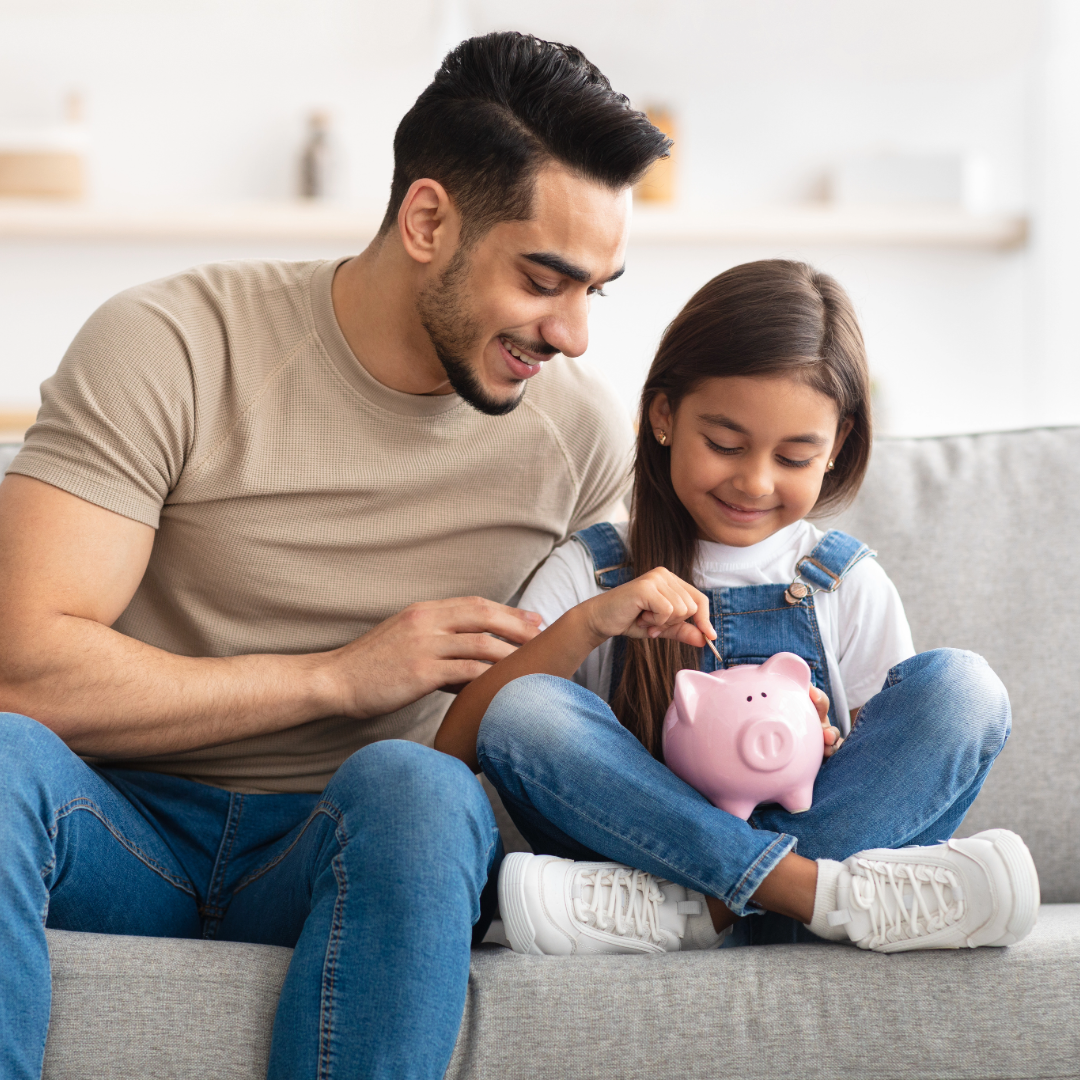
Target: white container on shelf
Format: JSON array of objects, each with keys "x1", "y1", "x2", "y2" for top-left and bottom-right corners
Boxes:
[{"x1": 830, "y1": 153, "x2": 992, "y2": 212}]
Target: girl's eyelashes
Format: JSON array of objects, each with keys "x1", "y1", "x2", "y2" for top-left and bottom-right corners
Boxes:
[
  {"x1": 704, "y1": 435, "x2": 816, "y2": 469},
  {"x1": 704, "y1": 437, "x2": 742, "y2": 456}
]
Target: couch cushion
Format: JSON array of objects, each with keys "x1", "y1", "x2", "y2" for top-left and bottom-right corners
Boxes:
[
  {"x1": 43, "y1": 909, "x2": 1080, "y2": 1080},
  {"x1": 826, "y1": 428, "x2": 1080, "y2": 903},
  {"x1": 43, "y1": 930, "x2": 290, "y2": 1080},
  {"x1": 449, "y1": 905, "x2": 1080, "y2": 1079}
]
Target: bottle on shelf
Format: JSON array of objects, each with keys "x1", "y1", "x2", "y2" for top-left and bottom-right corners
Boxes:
[{"x1": 298, "y1": 110, "x2": 331, "y2": 200}]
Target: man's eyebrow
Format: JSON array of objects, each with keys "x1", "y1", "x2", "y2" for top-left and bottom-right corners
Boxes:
[
  {"x1": 523, "y1": 251, "x2": 625, "y2": 285},
  {"x1": 697, "y1": 414, "x2": 828, "y2": 445}
]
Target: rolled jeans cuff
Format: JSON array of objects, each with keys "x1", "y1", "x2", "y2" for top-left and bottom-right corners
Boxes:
[{"x1": 727, "y1": 832, "x2": 798, "y2": 916}]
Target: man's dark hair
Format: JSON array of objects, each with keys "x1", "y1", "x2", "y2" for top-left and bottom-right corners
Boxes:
[{"x1": 379, "y1": 31, "x2": 670, "y2": 240}]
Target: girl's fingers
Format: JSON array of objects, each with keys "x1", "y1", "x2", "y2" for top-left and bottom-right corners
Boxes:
[
  {"x1": 623, "y1": 568, "x2": 715, "y2": 642},
  {"x1": 822, "y1": 728, "x2": 844, "y2": 759},
  {"x1": 660, "y1": 620, "x2": 710, "y2": 648},
  {"x1": 686, "y1": 583, "x2": 714, "y2": 642},
  {"x1": 808, "y1": 684, "x2": 831, "y2": 726}
]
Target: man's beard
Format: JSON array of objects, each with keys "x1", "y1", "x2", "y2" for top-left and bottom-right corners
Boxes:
[{"x1": 416, "y1": 250, "x2": 527, "y2": 417}]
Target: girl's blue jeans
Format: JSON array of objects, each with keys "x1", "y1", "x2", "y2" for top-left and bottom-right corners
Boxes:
[
  {"x1": 478, "y1": 648, "x2": 1011, "y2": 941},
  {"x1": 0, "y1": 722, "x2": 501, "y2": 1080}
]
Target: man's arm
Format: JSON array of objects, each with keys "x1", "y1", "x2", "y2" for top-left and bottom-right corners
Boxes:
[{"x1": 0, "y1": 475, "x2": 540, "y2": 758}]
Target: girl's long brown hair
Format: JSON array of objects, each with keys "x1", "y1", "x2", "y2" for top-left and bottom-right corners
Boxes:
[{"x1": 610, "y1": 260, "x2": 872, "y2": 759}]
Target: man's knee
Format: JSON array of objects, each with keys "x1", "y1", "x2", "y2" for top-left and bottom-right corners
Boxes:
[
  {"x1": 0, "y1": 713, "x2": 70, "y2": 801},
  {"x1": 327, "y1": 739, "x2": 497, "y2": 854}
]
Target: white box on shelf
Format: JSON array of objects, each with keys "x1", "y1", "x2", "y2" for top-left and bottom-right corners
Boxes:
[{"x1": 830, "y1": 153, "x2": 992, "y2": 212}]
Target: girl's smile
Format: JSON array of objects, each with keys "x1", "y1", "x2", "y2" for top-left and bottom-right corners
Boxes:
[{"x1": 650, "y1": 374, "x2": 853, "y2": 548}]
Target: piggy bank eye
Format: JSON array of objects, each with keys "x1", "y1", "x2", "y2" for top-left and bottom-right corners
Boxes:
[
  {"x1": 746, "y1": 696, "x2": 752, "y2": 702},
  {"x1": 761, "y1": 692, "x2": 767, "y2": 697}
]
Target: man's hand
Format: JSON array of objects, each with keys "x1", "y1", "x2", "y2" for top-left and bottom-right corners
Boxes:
[
  {"x1": 810, "y1": 684, "x2": 844, "y2": 759},
  {"x1": 319, "y1": 597, "x2": 542, "y2": 720}
]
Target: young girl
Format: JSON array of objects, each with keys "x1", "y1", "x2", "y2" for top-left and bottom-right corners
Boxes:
[{"x1": 435, "y1": 259, "x2": 1038, "y2": 956}]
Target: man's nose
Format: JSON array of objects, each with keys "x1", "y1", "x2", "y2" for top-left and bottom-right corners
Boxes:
[{"x1": 538, "y1": 293, "x2": 590, "y2": 359}]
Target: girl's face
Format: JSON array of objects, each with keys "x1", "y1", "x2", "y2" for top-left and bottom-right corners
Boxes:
[{"x1": 649, "y1": 375, "x2": 853, "y2": 548}]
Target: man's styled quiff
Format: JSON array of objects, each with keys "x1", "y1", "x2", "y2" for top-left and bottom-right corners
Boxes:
[{"x1": 379, "y1": 31, "x2": 671, "y2": 240}]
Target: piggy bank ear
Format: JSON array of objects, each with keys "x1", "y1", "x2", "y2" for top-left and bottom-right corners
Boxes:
[
  {"x1": 672, "y1": 669, "x2": 723, "y2": 726},
  {"x1": 760, "y1": 652, "x2": 812, "y2": 690}
]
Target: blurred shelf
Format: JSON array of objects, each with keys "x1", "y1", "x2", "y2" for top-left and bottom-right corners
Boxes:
[
  {"x1": 0, "y1": 200, "x2": 382, "y2": 243},
  {"x1": 0, "y1": 199, "x2": 1028, "y2": 250},
  {"x1": 629, "y1": 205, "x2": 1028, "y2": 250},
  {"x1": 0, "y1": 410, "x2": 36, "y2": 442}
]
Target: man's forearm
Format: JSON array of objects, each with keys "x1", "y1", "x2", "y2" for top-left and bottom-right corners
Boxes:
[{"x1": 0, "y1": 612, "x2": 335, "y2": 757}]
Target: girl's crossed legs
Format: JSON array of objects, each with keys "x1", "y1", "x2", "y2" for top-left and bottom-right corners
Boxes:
[{"x1": 478, "y1": 648, "x2": 1021, "y2": 949}]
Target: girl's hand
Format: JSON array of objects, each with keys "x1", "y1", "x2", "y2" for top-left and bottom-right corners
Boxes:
[
  {"x1": 811, "y1": 684, "x2": 844, "y2": 759},
  {"x1": 581, "y1": 567, "x2": 716, "y2": 649}
]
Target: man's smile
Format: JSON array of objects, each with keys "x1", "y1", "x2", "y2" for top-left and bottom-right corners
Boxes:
[{"x1": 497, "y1": 335, "x2": 550, "y2": 379}]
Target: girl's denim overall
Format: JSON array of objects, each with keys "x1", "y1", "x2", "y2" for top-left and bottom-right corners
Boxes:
[
  {"x1": 477, "y1": 522, "x2": 1012, "y2": 944},
  {"x1": 576, "y1": 522, "x2": 874, "y2": 727}
]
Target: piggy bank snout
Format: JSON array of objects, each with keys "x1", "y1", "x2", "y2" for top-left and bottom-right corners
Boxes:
[{"x1": 737, "y1": 715, "x2": 797, "y2": 773}]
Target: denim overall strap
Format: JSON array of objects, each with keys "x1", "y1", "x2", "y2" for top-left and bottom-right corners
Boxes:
[
  {"x1": 789, "y1": 529, "x2": 876, "y2": 596},
  {"x1": 571, "y1": 523, "x2": 632, "y2": 698},
  {"x1": 571, "y1": 523, "x2": 634, "y2": 589},
  {"x1": 701, "y1": 531, "x2": 877, "y2": 727}
]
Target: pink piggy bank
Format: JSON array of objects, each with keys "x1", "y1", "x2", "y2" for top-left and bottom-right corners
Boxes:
[{"x1": 662, "y1": 652, "x2": 823, "y2": 820}]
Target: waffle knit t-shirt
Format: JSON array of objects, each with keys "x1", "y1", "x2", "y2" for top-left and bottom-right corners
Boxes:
[{"x1": 9, "y1": 257, "x2": 633, "y2": 793}]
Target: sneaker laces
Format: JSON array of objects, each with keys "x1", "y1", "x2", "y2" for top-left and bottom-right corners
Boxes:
[
  {"x1": 571, "y1": 866, "x2": 666, "y2": 945},
  {"x1": 849, "y1": 856, "x2": 965, "y2": 948}
]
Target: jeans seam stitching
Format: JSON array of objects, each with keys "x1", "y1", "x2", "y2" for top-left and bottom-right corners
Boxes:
[
  {"x1": 201, "y1": 793, "x2": 246, "y2": 932},
  {"x1": 319, "y1": 819, "x2": 350, "y2": 1080},
  {"x1": 51, "y1": 798, "x2": 195, "y2": 895},
  {"x1": 230, "y1": 801, "x2": 344, "y2": 896}
]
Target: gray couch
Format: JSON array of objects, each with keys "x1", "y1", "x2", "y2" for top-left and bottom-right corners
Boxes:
[{"x1": 11, "y1": 426, "x2": 1080, "y2": 1079}]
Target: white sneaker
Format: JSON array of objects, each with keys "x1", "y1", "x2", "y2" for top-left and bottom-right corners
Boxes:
[
  {"x1": 824, "y1": 829, "x2": 1040, "y2": 953},
  {"x1": 498, "y1": 852, "x2": 725, "y2": 956}
]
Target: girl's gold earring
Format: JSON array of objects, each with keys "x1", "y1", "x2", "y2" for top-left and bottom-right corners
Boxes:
[
  {"x1": 656, "y1": 430, "x2": 669, "y2": 446},
  {"x1": 827, "y1": 459, "x2": 835, "y2": 471}
]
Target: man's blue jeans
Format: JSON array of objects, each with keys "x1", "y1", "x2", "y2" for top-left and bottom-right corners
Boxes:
[
  {"x1": 0, "y1": 718, "x2": 501, "y2": 1080},
  {"x1": 478, "y1": 649, "x2": 1011, "y2": 942}
]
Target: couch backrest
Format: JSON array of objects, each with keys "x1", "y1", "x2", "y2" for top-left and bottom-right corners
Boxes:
[{"x1": 826, "y1": 426, "x2": 1080, "y2": 902}]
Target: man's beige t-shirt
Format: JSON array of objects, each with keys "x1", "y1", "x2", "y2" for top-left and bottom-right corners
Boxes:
[{"x1": 9, "y1": 257, "x2": 633, "y2": 793}]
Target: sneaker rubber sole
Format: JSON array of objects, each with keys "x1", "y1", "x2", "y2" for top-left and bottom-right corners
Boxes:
[
  {"x1": 970, "y1": 828, "x2": 1040, "y2": 946},
  {"x1": 498, "y1": 851, "x2": 542, "y2": 955}
]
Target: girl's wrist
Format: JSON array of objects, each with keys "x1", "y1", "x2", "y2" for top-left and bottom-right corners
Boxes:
[{"x1": 575, "y1": 595, "x2": 620, "y2": 649}]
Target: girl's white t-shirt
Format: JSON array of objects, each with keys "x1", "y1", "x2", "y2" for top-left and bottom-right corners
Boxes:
[{"x1": 518, "y1": 519, "x2": 915, "y2": 735}]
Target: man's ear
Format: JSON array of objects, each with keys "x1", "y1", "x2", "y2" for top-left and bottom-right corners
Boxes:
[
  {"x1": 397, "y1": 178, "x2": 458, "y2": 266},
  {"x1": 647, "y1": 394, "x2": 673, "y2": 437}
]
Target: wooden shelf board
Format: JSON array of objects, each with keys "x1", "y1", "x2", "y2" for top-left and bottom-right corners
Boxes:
[{"x1": 0, "y1": 200, "x2": 1028, "y2": 250}]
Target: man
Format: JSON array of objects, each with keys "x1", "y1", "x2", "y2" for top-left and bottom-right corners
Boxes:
[{"x1": 0, "y1": 33, "x2": 669, "y2": 1080}]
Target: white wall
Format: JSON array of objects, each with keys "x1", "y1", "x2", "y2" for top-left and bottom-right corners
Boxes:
[{"x1": 1, "y1": 0, "x2": 1073, "y2": 437}]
